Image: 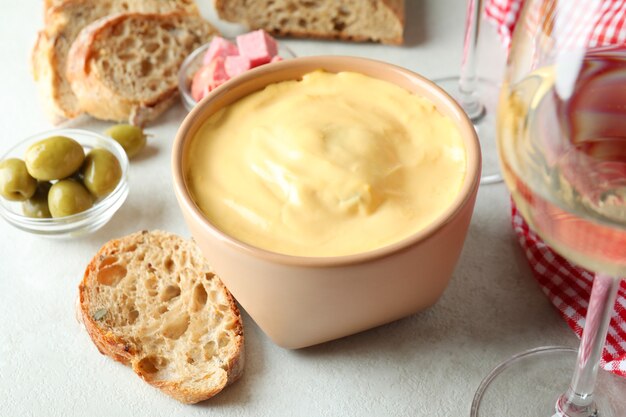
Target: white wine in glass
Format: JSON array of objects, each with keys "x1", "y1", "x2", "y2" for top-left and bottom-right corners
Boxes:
[
  {"x1": 500, "y1": 47, "x2": 626, "y2": 276},
  {"x1": 472, "y1": 1, "x2": 626, "y2": 416}
]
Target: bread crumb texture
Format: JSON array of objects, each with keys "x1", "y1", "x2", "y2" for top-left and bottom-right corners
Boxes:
[
  {"x1": 215, "y1": 0, "x2": 405, "y2": 44},
  {"x1": 90, "y1": 13, "x2": 211, "y2": 101},
  {"x1": 79, "y1": 230, "x2": 244, "y2": 404}
]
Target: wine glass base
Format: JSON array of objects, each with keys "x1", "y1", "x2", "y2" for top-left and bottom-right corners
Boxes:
[
  {"x1": 433, "y1": 76, "x2": 503, "y2": 185},
  {"x1": 470, "y1": 346, "x2": 626, "y2": 417}
]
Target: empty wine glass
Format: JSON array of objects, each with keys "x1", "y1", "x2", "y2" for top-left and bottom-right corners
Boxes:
[
  {"x1": 471, "y1": 0, "x2": 626, "y2": 415},
  {"x1": 435, "y1": 0, "x2": 504, "y2": 185}
]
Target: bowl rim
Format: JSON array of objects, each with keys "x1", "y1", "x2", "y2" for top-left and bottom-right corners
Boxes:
[
  {"x1": 172, "y1": 56, "x2": 481, "y2": 267},
  {"x1": 0, "y1": 128, "x2": 129, "y2": 234}
]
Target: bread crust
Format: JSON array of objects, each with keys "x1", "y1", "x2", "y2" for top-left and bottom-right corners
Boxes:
[
  {"x1": 214, "y1": 0, "x2": 405, "y2": 45},
  {"x1": 258, "y1": 27, "x2": 403, "y2": 45},
  {"x1": 31, "y1": 31, "x2": 68, "y2": 124},
  {"x1": 78, "y1": 230, "x2": 244, "y2": 404},
  {"x1": 66, "y1": 11, "x2": 215, "y2": 125},
  {"x1": 79, "y1": 238, "x2": 139, "y2": 365}
]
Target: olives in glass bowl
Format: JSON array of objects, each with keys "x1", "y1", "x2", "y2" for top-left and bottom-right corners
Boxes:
[{"x1": 0, "y1": 129, "x2": 129, "y2": 238}]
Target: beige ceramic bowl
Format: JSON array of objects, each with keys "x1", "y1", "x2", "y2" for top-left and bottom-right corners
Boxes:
[{"x1": 172, "y1": 56, "x2": 481, "y2": 349}]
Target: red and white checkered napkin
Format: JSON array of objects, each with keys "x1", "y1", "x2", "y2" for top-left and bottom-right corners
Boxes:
[
  {"x1": 484, "y1": 0, "x2": 523, "y2": 49},
  {"x1": 511, "y1": 204, "x2": 626, "y2": 376},
  {"x1": 485, "y1": 0, "x2": 626, "y2": 49}
]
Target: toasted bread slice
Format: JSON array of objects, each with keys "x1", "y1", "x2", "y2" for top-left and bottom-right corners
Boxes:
[
  {"x1": 78, "y1": 230, "x2": 244, "y2": 404},
  {"x1": 31, "y1": 0, "x2": 200, "y2": 123},
  {"x1": 66, "y1": 12, "x2": 215, "y2": 125},
  {"x1": 214, "y1": 0, "x2": 404, "y2": 45}
]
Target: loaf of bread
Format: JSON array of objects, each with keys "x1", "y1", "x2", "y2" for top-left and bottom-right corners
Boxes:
[
  {"x1": 31, "y1": 0, "x2": 201, "y2": 123},
  {"x1": 214, "y1": 0, "x2": 405, "y2": 45},
  {"x1": 66, "y1": 12, "x2": 215, "y2": 125},
  {"x1": 78, "y1": 230, "x2": 244, "y2": 404}
]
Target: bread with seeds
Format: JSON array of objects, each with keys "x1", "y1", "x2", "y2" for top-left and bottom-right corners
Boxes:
[{"x1": 78, "y1": 230, "x2": 244, "y2": 404}]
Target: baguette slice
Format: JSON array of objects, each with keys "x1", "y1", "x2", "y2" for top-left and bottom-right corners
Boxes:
[
  {"x1": 31, "y1": 0, "x2": 200, "y2": 123},
  {"x1": 66, "y1": 12, "x2": 216, "y2": 125},
  {"x1": 214, "y1": 0, "x2": 404, "y2": 45},
  {"x1": 78, "y1": 230, "x2": 244, "y2": 404}
]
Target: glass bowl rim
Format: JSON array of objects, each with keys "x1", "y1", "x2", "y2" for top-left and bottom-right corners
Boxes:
[{"x1": 0, "y1": 128, "x2": 130, "y2": 233}]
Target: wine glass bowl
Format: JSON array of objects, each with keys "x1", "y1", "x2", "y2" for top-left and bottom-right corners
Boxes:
[
  {"x1": 473, "y1": 1, "x2": 626, "y2": 416},
  {"x1": 499, "y1": 47, "x2": 626, "y2": 276}
]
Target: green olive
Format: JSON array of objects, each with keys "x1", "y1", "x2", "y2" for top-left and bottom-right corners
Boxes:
[
  {"x1": 104, "y1": 124, "x2": 147, "y2": 159},
  {"x1": 48, "y1": 179, "x2": 93, "y2": 217},
  {"x1": 81, "y1": 148, "x2": 122, "y2": 198},
  {"x1": 0, "y1": 158, "x2": 37, "y2": 201},
  {"x1": 22, "y1": 182, "x2": 52, "y2": 218},
  {"x1": 25, "y1": 136, "x2": 85, "y2": 181}
]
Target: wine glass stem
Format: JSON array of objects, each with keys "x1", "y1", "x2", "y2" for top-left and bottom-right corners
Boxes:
[
  {"x1": 557, "y1": 273, "x2": 620, "y2": 416},
  {"x1": 459, "y1": 0, "x2": 486, "y2": 122}
]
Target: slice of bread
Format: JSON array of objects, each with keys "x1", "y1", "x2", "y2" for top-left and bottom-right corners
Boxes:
[
  {"x1": 66, "y1": 12, "x2": 216, "y2": 125},
  {"x1": 78, "y1": 230, "x2": 244, "y2": 404},
  {"x1": 214, "y1": 0, "x2": 405, "y2": 45},
  {"x1": 31, "y1": 0, "x2": 200, "y2": 123}
]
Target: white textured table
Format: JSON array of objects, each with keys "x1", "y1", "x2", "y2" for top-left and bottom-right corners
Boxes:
[{"x1": 0, "y1": 1, "x2": 579, "y2": 416}]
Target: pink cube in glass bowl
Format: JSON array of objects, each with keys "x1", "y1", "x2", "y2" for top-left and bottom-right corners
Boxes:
[{"x1": 178, "y1": 35, "x2": 296, "y2": 111}]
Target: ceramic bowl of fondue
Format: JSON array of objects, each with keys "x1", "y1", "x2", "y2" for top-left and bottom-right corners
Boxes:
[{"x1": 172, "y1": 56, "x2": 481, "y2": 349}]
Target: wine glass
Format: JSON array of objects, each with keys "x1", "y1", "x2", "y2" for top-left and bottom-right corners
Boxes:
[
  {"x1": 435, "y1": 0, "x2": 504, "y2": 185},
  {"x1": 471, "y1": 0, "x2": 626, "y2": 416}
]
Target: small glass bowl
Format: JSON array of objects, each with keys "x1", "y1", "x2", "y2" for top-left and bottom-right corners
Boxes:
[
  {"x1": 177, "y1": 38, "x2": 296, "y2": 111},
  {"x1": 0, "y1": 129, "x2": 129, "y2": 238}
]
